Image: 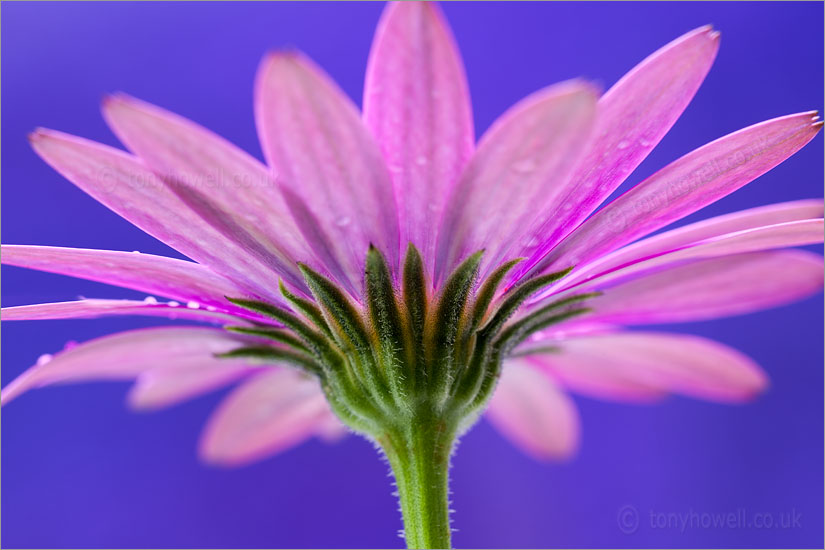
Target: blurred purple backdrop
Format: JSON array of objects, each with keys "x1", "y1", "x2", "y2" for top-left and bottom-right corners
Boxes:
[{"x1": 2, "y1": 1, "x2": 823, "y2": 548}]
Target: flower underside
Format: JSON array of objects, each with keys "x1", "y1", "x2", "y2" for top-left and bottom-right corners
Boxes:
[
  {"x1": 219, "y1": 244, "x2": 596, "y2": 548},
  {"x1": 223, "y1": 244, "x2": 595, "y2": 440}
]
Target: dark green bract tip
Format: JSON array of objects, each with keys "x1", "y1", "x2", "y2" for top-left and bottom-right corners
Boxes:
[
  {"x1": 219, "y1": 247, "x2": 593, "y2": 550},
  {"x1": 221, "y1": 249, "x2": 587, "y2": 439}
]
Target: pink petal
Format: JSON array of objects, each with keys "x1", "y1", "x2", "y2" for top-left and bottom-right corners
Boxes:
[
  {"x1": 1, "y1": 327, "x2": 249, "y2": 405},
  {"x1": 436, "y1": 81, "x2": 598, "y2": 280},
  {"x1": 314, "y1": 413, "x2": 348, "y2": 442},
  {"x1": 523, "y1": 351, "x2": 667, "y2": 404},
  {"x1": 586, "y1": 250, "x2": 824, "y2": 325},
  {"x1": 199, "y1": 369, "x2": 332, "y2": 466},
  {"x1": 556, "y1": 199, "x2": 824, "y2": 290},
  {"x1": 527, "y1": 332, "x2": 768, "y2": 403},
  {"x1": 363, "y1": 1, "x2": 474, "y2": 268},
  {"x1": 1, "y1": 245, "x2": 247, "y2": 311},
  {"x1": 522, "y1": 321, "x2": 621, "y2": 345},
  {"x1": 485, "y1": 359, "x2": 580, "y2": 460},
  {"x1": 128, "y1": 364, "x2": 253, "y2": 411},
  {"x1": 101, "y1": 94, "x2": 312, "y2": 293},
  {"x1": 557, "y1": 218, "x2": 824, "y2": 294},
  {"x1": 1, "y1": 299, "x2": 239, "y2": 324},
  {"x1": 511, "y1": 26, "x2": 720, "y2": 282},
  {"x1": 255, "y1": 52, "x2": 399, "y2": 292},
  {"x1": 540, "y1": 112, "x2": 823, "y2": 272},
  {"x1": 28, "y1": 129, "x2": 287, "y2": 302}
]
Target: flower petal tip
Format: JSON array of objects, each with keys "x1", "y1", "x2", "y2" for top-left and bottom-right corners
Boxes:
[
  {"x1": 690, "y1": 23, "x2": 718, "y2": 37},
  {"x1": 27, "y1": 127, "x2": 71, "y2": 154},
  {"x1": 566, "y1": 78, "x2": 603, "y2": 98},
  {"x1": 730, "y1": 379, "x2": 770, "y2": 404},
  {"x1": 100, "y1": 92, "x2": 142, "y2": 117},
  {"x1": 721, "y1": 364, "x2": 771, "y2": 404},
  {"x1": 27, "y1": 128, "x2": 48, "y2": 144},
  {"x1": 702, "y1": 25, "x2": 721, "y2": 42},
  {"x1": 260, "y1": 49, "x2": 307, "y2": 70}
]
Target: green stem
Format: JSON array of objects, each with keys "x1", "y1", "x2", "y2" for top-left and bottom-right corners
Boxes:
[{"x1": 380, "y1": 412, "x2": 456, "y2": 549}]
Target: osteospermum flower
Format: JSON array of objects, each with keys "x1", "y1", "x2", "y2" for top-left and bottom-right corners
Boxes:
[{"x1": 2, "y1": 2, "x2": 823, "y2": 548}]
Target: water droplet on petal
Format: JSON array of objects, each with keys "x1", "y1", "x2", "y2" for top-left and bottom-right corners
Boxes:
[
  {"x1": 131, "y1": 250, "x2": 140, "y2": 254},
  {"x1": 206, "y1": 305, "x2": 217, "y2": 312},
  {"x1": 168, "y1": 301, "x2": 180, "y2": 308},
  {"x1": 617, "y1": 140, "x2": 630, "y2": 150},
  {"x1": 512, "y1": 159, "x2": 536, "y2": 173},
  {"x1": 63, "y1": 340, "x2": 79, "y2": 351},
  {"x1": 37, "y1": 354, "x2": 53, "y2": 366},
  {"x1": 186, "y1": 301, "x2": 200, "y2": 309},
  {"x1": 335, "y1": 217, "x2": 351, "y2": 227},
  {"x1": 143, "y1": 296, "x2": 158, "y2": 305},
  {"x1": 639, "y1": 138, "x2": 652, "y2": 147}
]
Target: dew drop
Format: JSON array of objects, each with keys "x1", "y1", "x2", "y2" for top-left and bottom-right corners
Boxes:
[
  {"x1": 143, "y1": 296, "x2": 158, "y2": 305},
  {"x1": 206, "y1": 305, "x2": 217, "y2": 312},
  {"x1": 617, "y1": 140, "x2": 630, "y2": 150},
  {"x1": 37, "y1": 353, "x2": 53, "y2": 366},
  {"x1": 186, "y1": 301, "x2": 200, "y2": 309},
  {"x1": 168, "y1": 301, "x2": 180, "y2": 308},
  {"x1": 512, "y1": 158, "x2": 536, "y2": 173},
  {"x1": 131, "y1": 250, "x2": 141, "y2": 254},
  {"x1": 639, "y1": 138, "x2": 652, "y2": 147}
]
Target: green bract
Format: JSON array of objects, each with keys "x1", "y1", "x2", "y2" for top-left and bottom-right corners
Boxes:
[{"x1": 225, "y1": 245, "x2": 594, "y2": 549}]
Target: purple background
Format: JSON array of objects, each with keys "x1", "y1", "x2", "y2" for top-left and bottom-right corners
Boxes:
[{"x1": 2, "y1": 1, "x2": 823, "y2": 548}]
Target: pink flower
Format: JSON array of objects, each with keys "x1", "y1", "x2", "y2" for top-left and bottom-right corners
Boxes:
[{"x1": 2, "y1": 1, "x2": 822, "y2": 472}]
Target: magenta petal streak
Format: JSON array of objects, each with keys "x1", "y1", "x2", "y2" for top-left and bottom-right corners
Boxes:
[
  {"x1": 2, "y1": 12, "x2": 822, "y2": 470},
  {"x1": 364, "y1": 2, "x2": 474, "y2": 272}
]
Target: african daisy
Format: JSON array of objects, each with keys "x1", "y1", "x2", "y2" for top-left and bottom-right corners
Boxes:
[{"x1": 2, "y1": 3, "x2": 822, "y2": 548}]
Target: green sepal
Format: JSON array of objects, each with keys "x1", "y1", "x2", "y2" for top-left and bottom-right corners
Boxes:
[
  {"x1": 225, "y1": 297, "x2": 339, "y2": 365},
  {"x1": 365, "y1": 245, "x2": 408, "y2": 402},
  {"x1": 429, "y1": 250, "x2": 483, "y2": 399},
  {"x1": 402, "y1": 243, "x2": 428, "y2": 391},
  {"x1": 510, "y1": 307, "x2": 592, "y2": 345},
  {"x1": 464, "y1": 306, "x2": 592, "y2": 413},
  {"x1": 297, "y1": 263, "x2": 372, "y2": 353},
  {"x1": 217, "y1": 346, "x2": 321, "y2": 374},
  {"x1": 225, "y1": 325, "x2": 310, "y2": 354},
  {"x1": 478, "y1": 266, "x2": 573, "y2": 339},
  {"x1": 447, "y1": 257, "x2": 523, "y2": 398},
  {"x1": 278, "y1": 280, "x2": 334, "y2": 339},
  {"x1": 450, "y1": 267, "x2": 573, "y2": 404},
  {"x1": 298, "y1": 262, "x2": 394, "y2": 409},
  {"x1": 468, "y1": 257, "x2": 523, "y2": 330},
  {"x1": 495, "y1": 292, "x2": 600, "y2": 354},
  {"x1": 508, "y1": 345, "x2": 562, "y2": 358}
]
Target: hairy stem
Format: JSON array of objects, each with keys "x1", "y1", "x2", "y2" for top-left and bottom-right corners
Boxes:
[{"x1": 380, "y1": 411, "x2": 456, "y2": 549}]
